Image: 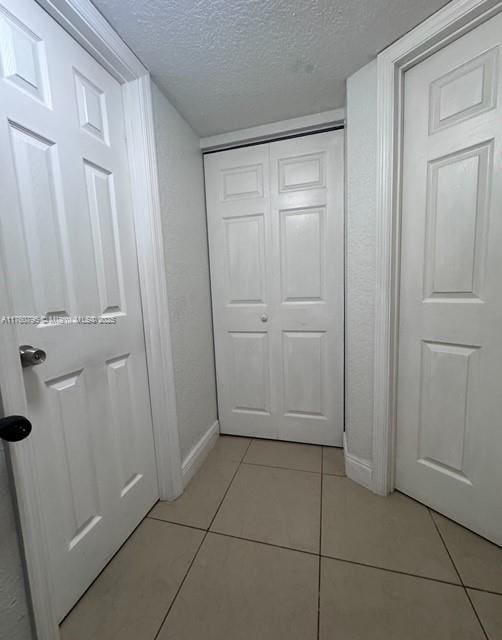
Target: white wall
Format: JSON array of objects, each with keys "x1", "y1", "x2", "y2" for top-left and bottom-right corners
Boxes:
[
  {"x1": 151, "y1": 83, "x2": 218, "y2": 462},
  {"x1": 0, "y1": 444, "x2": 32, "y2": 640},
  {"x1": 345, "y1": 59, "x2": 378, "y2": 474}
]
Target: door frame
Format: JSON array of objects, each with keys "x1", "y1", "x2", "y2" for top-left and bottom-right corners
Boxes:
[
  {"x1": 372, "y1": 0, "x2": 502, "y2": 495},
  {"x1": 0, "y1": 0, "x2": 183, "y2": 637},
  {"x1": 200, "y1": 109, "x2": 345, "y2": 151}
]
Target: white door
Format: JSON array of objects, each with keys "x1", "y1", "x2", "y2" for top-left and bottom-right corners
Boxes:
[
  {"x1": 204, "y1": 131, "x2": 344, "y2": 446},
  {"x1": 396, "y1": 13, "x2": 502, "y2": 545},
  {"x1": 0, "y1": 0, "x2": 158, "y2": 619}
]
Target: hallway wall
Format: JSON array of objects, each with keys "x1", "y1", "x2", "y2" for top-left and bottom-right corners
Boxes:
[
  {"x1": 345, "y1": 60, "x2": 378, "y2": 475},
  {"x1": 151, "y1": 83, "x2": 218, "y2": 462}
]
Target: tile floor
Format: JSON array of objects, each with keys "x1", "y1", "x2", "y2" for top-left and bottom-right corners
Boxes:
[{"x1": 61, "y1": 436, "x2": 502, "y2": 640}]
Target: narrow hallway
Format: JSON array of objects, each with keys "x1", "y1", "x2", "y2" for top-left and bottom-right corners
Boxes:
[{"x1": 61, "y1": 437, "x2": 501, "y2": 639}]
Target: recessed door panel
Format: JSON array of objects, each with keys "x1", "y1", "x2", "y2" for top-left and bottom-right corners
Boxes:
[
  {"x1": 0, "y1": 5, "x2": 50, "y2": 104},
  {"x1": 84, "y1": 161, "x2": 125, "y2": 316},
  {"x1": 424, "y1": 143, "x2": 491, "y2": 300},
  {"x1": 221, "y1": 163, "x2": 263, "y2": 200},
  {"x1": 417, "y1": 341, "x2": 478, "y2": 481},
  {"x1": 74, "y1": 70, "x2": 109, "y2": 143},
  {"x1": 230, "y1": 332, "x2": 270, "y2": 415},
  {"x1": 224, "y1": 214, "x2": 266, "y2": 305},
  {"x1": 280, "y1": 207, "x2": 325, "y2": 303},
  {"x1": 429, "y1": 47, "x2": 498, "y2": 133},
  {"x1": 106, "y1": 354, "x2": 142, "y2": 497},
  {"x1": 9, "y1": 122, "x2": 72, "y2": 316},
  {"x1": 46, "y1": 369, "x2": 102, "y2": 549},
  {"x1": 282, "y1": 331, "x2": 326, "y2": 419},
  {"x1": 278, "y1": 152, "x2": 325, "y2": 192}
]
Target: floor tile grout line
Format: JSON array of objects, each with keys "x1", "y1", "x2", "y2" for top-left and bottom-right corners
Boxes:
[
  {"x1": 152, "y1": 439, "x2": 253, "y2": 639},
  {"x1": 244, "y1": 435, "x2": 342, "y2": 451},
  {"x1": 317, "y1": 447, "x2": 324, "y2": 640},
  {"x1": 153, "y1": 528, "x2": 209, "y2": 640},
  {"x1": 146, "y1": 515, "x2": 206, "y2": 533},
  {"x1": 427, "y1": 508, "x2": 464, "y2": 584},
  {"x1": 241, "y1": 460, "x2": 325, "y2": 475},
  {"x1": 146, "y1": 514, "x2": 502, "y2": 598},
  {"x1": 150, "y1": 439, "x2": 498, "y2": 640},
  {"x1": 463, "y1": 585, "x2": 502, "y2": 597},
  {"x1": 428, "y1": 508, "x2": 490, "y2": 640},
  {"x1": 209, "y1": 529, "x2": 319, "y2": 558},
  {"x1": 463, "y1": 589, "x2": 490, "y2": 640},
  {"x1": 207, "y1": 439, "x2": 253, "y2": 529},
  {"x1": 321, "y1": 552, "x2": 470, "y2": 588},
  {"x1": 69, "y1": 438, "x2": 501, "y2": 638}
]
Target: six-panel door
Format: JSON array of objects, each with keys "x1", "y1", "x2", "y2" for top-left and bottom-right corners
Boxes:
[
  {"x1": 0, "y1": 0, "x2": 158, "y2": 618},
  {"x1": 205, "y1": 131, "x2": 344, "y2": 446},
  {"x1": 396, "y1": 12, "x2": 502, "y2": 544}
]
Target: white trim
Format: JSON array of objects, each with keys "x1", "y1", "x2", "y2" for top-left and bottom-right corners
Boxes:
[
  {"x1": 343, "y1": 434, "x2": 373, "y2": 491},
  {"x1": 181, "y1": 420, "x2": 220, "y2": 488},
  {"x1": 37, "y1": 0, "x2": 146, "y2": 81},
  {"x1": 123, "y1": 75, "x2": 183, "y2": 502},
  {"x1": 1, "y1": 2, "x2": 183, "y2": 638},
  {"x1": 372, "y1": 0, "x2": 502, "y2": 495},
  {"x1": 200, "y1": 108, "x2": 345, "y2": 151}
]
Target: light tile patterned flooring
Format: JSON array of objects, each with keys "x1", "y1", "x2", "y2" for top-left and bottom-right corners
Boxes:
[{"x1": 61, "y1": 436, "x2": 502, "y2": 640}]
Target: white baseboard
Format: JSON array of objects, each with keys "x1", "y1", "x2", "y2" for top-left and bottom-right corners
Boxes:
[
  {"x1": 181, "y1": 420, "x2": 219, "y2": 488},
  {"x1": 343, "y1": 433, "x2": 373, "y2": 491}
]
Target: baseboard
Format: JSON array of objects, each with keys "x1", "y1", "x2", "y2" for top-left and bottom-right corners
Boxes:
[
  {"x1": 343, "y1": 433, "x2": 373, "y2": 491},
  {"x1": 181, "y1": 420, "x2": 219, "y2": 488}
]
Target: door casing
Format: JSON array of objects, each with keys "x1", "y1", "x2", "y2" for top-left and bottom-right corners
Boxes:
[
  {"x1": 0, "y1": 1, "x2": 183, "y2": 638},
  {"x1": 372, "y1": 0, "x2": 502, "y2": 496}
]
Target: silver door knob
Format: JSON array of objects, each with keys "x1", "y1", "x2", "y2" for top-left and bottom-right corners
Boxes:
[
  {"x1": 19, "y1": 345, "x2": 46, "y2": 368},
  {"x1": 260, "y1": 314, "x2": 268, "y2": 323}
]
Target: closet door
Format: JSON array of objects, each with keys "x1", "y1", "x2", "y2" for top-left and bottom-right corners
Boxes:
[{"x1": 204, "y1": 131, "x2": 344, "y2": 446}]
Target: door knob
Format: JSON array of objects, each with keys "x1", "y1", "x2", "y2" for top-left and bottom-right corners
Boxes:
[
  {"x1": 19, "y1": 345, "x2": 46, "y2": 368},
  {"x1": 0, "y1": 415, "x2": 32, "y2": 442},
  {"x1": 260, "y1": 314, "x2": 269, "y2": 323}
]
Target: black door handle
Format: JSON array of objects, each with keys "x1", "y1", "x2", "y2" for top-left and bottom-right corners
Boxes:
[{"x1": 0, "y1": 415, "x2": 32, "y2": 442}]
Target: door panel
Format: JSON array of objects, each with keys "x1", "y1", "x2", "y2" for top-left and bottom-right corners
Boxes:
[
  {"x1": 230, "y1": 331, "x2": 271, "y2": 415},
  {"x1": 224, "y1": 214, "x2": 267, "y2": 304},
  {"x1": 396, "y1": 12, "x2": 502, "y2": 544},
  {"x1": 0, "y1": 0, "x2": 158, "y2": 619},
  {"x1": 205, "y1": 131, "x2": 344, "y2": 445},
  {"x1": 416, "y1": 341, "x2": 479, "y2": 480},
  {"x1": 282, "y1": 331, "x2": 326, "y2": 419},
  {"x1": 279, "y1": 207, "x2": 326, "y2": 303},
  {"x1": 424, "y1": 143, "x2": 491, "y2": 300}
]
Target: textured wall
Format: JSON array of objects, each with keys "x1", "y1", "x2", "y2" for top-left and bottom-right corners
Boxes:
[
  {"x1": 0, "y1": 444, "x2": 32, "y2": 640},
  {"x1": 151, "y1": 82, "x2": 218, "y2": 461},
  {"x1": 345, "y1": 60, "x2": 378, "y2": 464}
]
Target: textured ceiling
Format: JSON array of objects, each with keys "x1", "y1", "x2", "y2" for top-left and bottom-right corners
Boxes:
[{"x1": 91, "y1": 0, "x2": 451, "y2": 136}]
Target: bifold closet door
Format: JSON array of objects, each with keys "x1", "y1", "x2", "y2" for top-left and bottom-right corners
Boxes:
[{"x1": 204, "y1": 131, "x2": 344, "y2": 446}]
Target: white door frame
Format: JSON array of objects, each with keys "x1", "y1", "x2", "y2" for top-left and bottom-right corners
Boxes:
[
  {"x1": 372, "y1": 0, "x2": 502, "y2": 495},
  {"x1": 0, "y1": 0, "x2": 183, "y2": 637}
]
